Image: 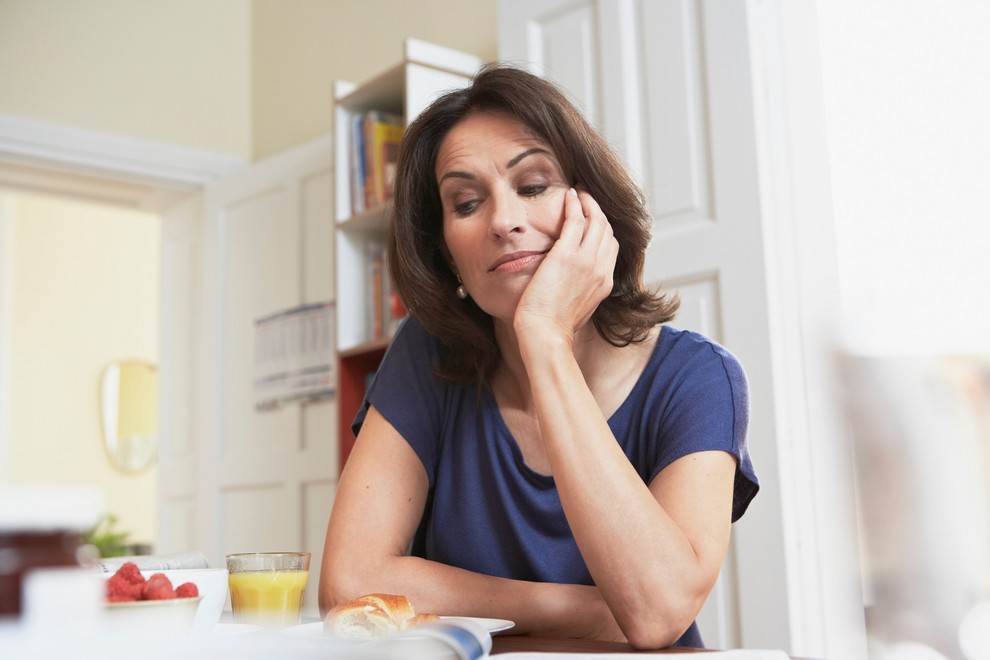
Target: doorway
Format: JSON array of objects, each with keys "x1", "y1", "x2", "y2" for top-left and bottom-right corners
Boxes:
[{"x1": 0, "y1": 188, "x2": 161, "y2": 550}]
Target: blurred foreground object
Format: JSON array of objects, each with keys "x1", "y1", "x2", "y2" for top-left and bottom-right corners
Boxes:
[
  {"x1": 0, "y1": 483, "x2": 104, "y2": 617},
  {"x1": 839, "y1": 352, "x2": 990, "y2": 659}
]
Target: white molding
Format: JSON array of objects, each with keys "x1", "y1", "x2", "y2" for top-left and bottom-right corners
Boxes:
[
  {"x1": 0, "y1": 193, "x2": 15, "y2": 480},
  {"x1": 404, "y1": 38, "x2": 482, "y2": 77},
  {"x1": 0, "y1": 114, "x2": 244, "y2": 192},
  {"x1": 747, "y1": 0, "x2": 868, "y2": 658}
]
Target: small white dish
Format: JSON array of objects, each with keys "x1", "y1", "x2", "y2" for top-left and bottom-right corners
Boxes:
[
  {"x1": 139, "y1": 568, "x2": 228, "y2": 633},
  {"x1": 103, "y1": 596, "x2": 202, "y2": 637}
]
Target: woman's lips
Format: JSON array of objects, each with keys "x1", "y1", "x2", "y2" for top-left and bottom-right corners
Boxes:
[{"x1": 488, "y1": 250, "x2": 548, "y2": 273}]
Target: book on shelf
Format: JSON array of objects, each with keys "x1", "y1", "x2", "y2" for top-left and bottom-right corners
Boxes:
[
  {"x1": 349, "y1": 114, "x2": 367, "y2": 216},
  {"x1": 381, "y1": 250, "x2": 408, "y2": 338},
  {"x1": 366, "y1": 240, "x2": 385, "y2": 340},
  {"x1": 365, "y1": 239, "x2": 409, "y2": 343},
  {"x1": 350, "y1": 110, "x2": 404, "y2": 215}
]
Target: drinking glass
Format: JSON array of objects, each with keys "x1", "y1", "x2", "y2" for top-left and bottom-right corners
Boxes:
[{"x1": 226, "y1": 551, "x2": 310, "y2": 628}]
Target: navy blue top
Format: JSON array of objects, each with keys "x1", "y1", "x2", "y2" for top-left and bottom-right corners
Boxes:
[{"x1": 353, "y1": 316, "x2": 758, "y2": 648}]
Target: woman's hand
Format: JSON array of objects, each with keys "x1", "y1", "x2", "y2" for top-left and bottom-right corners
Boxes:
[{"x1": 513, "y1": 188, "x2": 618, "y2": 345}]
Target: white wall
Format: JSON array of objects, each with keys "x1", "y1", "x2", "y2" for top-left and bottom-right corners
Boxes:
[
  {"x1": 818, "y1": 0, "x2": 990, "y2": 353},
  {"x1": 4, "y1": 192, "x2": 160, "y2": 545}
]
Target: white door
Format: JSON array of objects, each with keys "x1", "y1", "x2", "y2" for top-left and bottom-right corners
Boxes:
[
  {"x1": 499, "y1": 0, "x2": 790, "y2": 651},
  {"x1": 158, "y1": 136, "x2": 336, "y2": 617}
]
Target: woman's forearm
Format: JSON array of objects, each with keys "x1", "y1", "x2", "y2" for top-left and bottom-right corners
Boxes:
[
  {"x1": 322, "y1": 550, "x2": 622, "y2": 640},
  {"x1": 518, "y1": 334, "x2": 731, "y2": 647}
]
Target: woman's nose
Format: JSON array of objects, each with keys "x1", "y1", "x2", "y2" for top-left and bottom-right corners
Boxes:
[{"x1": 487, "y1": 192, "x2": 524, "y2": 239}]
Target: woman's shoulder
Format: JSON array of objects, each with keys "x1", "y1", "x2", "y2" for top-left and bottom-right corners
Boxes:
[
  {"x1": 654, "y1": 325, "x2": 747, "y2": 384},
  {"x1": 393, "y1": 314, "x2": 430, "y2": 342},
  {"x1": 388, "y1": 315, "x2": 440, "y2": 356}
]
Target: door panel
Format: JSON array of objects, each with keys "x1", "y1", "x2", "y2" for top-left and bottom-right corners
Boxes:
[
  {"x1": 500, "y1": 0, "x2": 601, "y2": 124},
  {"x1": 221, "y1": 486, "x2": 295, "y2": 554},
  {"x1": 666, "y1": 274, "x2": 722, "y2": 341},
  {"x1": 160, "y1": 136, "x2": 335, "y2": 617},
  {"x1": 222, "y1": 189, "x2": 301, "y2": 455},
  {"x1": 639, "y1": 0, "x2": 714, "y2": 225}
]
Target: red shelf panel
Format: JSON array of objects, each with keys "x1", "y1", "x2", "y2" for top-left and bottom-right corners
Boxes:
[{"x1": 337, "y1": 346, "x2": 387, "y2": 475}]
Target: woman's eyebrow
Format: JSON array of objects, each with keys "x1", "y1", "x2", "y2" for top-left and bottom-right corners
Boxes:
[
  {"x1": 439, "y1": 170, "x2": 474, "y2": 184},
  {"x1": 438, "y1": 147, "x2": 552, "y2": 185},
  {"x1": 507, "y1": 147, "x2": 550, "y2": 169}
]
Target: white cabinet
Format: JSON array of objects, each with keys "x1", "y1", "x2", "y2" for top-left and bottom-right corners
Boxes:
[{"x1": 333, "y1": 39, "x2": 480, "y2": 469}]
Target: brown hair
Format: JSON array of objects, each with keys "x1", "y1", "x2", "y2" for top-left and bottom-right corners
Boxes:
[{"x1": 389, "y1": 64, "x2": 679, "y2": 385}]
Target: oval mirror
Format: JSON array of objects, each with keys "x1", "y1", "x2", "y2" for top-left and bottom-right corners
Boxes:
[{"x1": 100, "y1": 361, "x2": 158, "y2": 473}]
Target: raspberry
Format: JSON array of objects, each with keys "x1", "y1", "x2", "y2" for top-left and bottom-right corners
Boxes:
[
  {"x1": 106, "y1": 574, "x2": 137, "y2": 601},
  {"x1": 116, "y1": 562, "x2": 146, "y2": 586},
  {"x1": 175, "y1": 582, "x2": 199, "y2": 599},
  {"x1": 141, "y1": 573, "x2": 176, "y2": 600}
]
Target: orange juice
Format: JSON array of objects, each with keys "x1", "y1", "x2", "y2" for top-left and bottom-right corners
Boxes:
[{"x1": 227, "y1": 569, "x2": 308, "y2": 627}]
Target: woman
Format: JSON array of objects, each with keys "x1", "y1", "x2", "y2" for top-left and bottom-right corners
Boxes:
[{"x1": 320, "y1": 65, "x2": 758, "y2": 649}]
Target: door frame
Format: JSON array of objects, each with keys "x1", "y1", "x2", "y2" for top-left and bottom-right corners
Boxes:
[
  {"x1": 0, "y1": 113, "x2": 242, "y2": 482},
  {"x1": 744, "y1": 1, "x2": 867, "y2": 657}
]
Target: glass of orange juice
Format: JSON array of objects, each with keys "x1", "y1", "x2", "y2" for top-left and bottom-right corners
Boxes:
[{"x1": 226, "y1": 552, "x2": 310, "y2": 628}]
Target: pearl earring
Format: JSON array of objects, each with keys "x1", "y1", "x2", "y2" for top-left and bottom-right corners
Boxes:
[{"x1": 455, "y1": 275, "x2": 468, "y2": 300}]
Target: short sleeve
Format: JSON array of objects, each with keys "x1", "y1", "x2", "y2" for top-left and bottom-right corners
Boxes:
[
  {"x1": 645, "y1": 332, "x2": 758, "y2": 522},
  {"x1": 351, "y1": 317, "x2": 446, "y2": 487}
]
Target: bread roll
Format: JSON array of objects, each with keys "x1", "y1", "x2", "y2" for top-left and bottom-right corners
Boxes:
[
  {"x1": 324, "y1": 593, "x2": 439, "y2": 638},
  {"x1": 408, "y1": 612, "x2": 441, "y2": 627}
]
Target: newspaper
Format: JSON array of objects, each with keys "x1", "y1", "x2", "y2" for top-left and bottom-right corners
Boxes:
[{"x1": 96, "y1": 550, "x2": 210, "y2": 572}]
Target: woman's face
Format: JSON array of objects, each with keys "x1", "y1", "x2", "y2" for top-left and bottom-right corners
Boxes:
[{"x1": 436, "y1": 111, "x2": 570, "y2": 322}]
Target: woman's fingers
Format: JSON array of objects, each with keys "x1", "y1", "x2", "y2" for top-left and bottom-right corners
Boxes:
[
  {"x1": 560, "y1": 188, "x2": 612, "y2": 248},
  {"x1": 517, "y1": 187, "x2": 618, "y2": 337},
  {"x1": 557, "y1": 187, "x2": 587, "y2": 247}
]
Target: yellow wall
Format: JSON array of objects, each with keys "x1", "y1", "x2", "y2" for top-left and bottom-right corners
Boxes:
[
  {"x1": 0, "y1": 0, "x2": 496, "y2": 162},
  {"x1": 250, "y1": 0, "x2": 497, "y2": 159},
  {"x1": 7, "y1": 193, "x2": 160, "y2": 546},
  {"x1": 0, "y1": 0, "x2": 252, "y2": 157}
]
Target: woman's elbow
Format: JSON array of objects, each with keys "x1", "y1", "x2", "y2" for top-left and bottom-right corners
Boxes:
[
  {"x1": 317, "y1": 571, "x2": 344, "y2": 616},
  {"x1": 318, "y1": 558, "x2": 366, "y2": 615},
  {"x1": 621, "y1": 585, "x2": 710, "y2": 649},
  {"x1": 623, "y1": 620, "x2": 686, "y2": 650}
]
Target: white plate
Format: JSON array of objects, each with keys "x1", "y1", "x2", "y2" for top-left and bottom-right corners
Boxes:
[
  {"x1": 439, "y1": 616, "x2": 515, "y2": 634},
  {"x1": 281, "y1": 622, "x2": 368, "y2": 644},
  {"x1": 208, "y1": 623, "x2": 262, "y2": 637},
  {"x1": 282, "y1": 616, "x2": 514, "y2": 640}
]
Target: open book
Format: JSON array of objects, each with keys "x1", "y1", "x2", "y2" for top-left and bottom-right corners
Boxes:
[{"x1": 349, "y1": 618, "x2": 789, "y2": 660}]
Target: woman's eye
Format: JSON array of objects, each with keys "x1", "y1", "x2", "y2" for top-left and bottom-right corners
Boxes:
[
  {"x1": 453, "y1": 199, "x2": 479, "y2": 216},
  {"x1": 518, "y1": 184, "x2": 548, "y2": 197}
]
